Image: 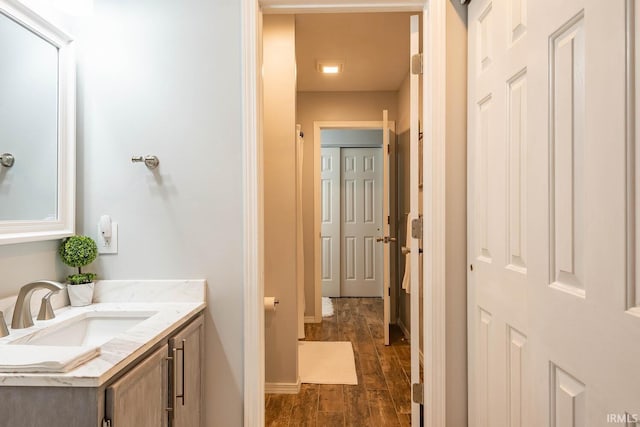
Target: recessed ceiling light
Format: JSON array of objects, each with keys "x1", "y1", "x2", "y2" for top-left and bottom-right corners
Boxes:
[
  {"x1": 317, "y1": 61, "x2": 344, "y2": 74},
  {"x1": 322, "y1": 65, "x2": 340, "y2": 74}
]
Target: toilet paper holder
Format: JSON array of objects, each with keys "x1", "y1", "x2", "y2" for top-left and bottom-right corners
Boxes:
[{"x1": 264, "y1": 297, "x2": 280, "y2": 312}]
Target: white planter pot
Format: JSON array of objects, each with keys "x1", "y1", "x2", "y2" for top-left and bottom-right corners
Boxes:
[{"x1": 67, "y1": 282, "x2": 95, "y2": 307}]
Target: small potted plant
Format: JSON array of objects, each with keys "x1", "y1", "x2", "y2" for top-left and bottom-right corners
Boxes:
[{"x1": 59, "y1": 235, "x2": 98, "y2": 306}]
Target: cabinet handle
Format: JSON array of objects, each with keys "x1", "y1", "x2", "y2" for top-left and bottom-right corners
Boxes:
[
  {"x1": 166, "y1": 340, "x2": 186, "y2": 413},
  {"x1": 177, "y1": 339, "x2": 185, "y2": 406}
]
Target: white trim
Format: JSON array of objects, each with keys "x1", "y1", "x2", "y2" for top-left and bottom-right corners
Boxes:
[
  {"x1": 264, "y1": 378, "x2": 302, "y2": 394},
  {"x1": 261, "y1": 2, "x2": 423, "y2": 14},
  {"x1": 397, "y1": 316, "x2": 410, "y2": 339},
  {"x1": 408, "y1": 13, "x2": 421, "y2": 427},
  {"x1": 0, "y1": 0, "x2": 75, "y2": 245},
  {"x1": 422, "y1": 2, "x2": 447, "y2": 427},
  {"x1": 242, "y1": 1, "x2": 264, "y2": 427}
]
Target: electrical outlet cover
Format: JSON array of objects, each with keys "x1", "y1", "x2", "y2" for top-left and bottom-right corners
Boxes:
[{"x1": 97, "y1": 222, "x2": 118, "y2": 254}]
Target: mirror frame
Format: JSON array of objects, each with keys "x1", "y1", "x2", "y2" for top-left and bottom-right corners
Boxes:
[{"x1": 0, "y1": 0, "x2": 75, "y2": 245}]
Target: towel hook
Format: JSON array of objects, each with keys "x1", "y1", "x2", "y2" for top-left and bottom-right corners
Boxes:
[
  {"x1": 0, "y1": 153, "x2": 15, "y2": 168},
  {"x1": 132, "y1": 155, "x2": 159, "y2": 169}
]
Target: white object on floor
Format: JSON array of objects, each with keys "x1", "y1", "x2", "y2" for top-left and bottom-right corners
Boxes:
[
  {"x1": 322, "y1": 297, "x2": 334, "y2": 317},
  {"x1": 401, "y1": 215, "x2": 411, "y2": 293},
  {"x1": 298, "y1": 341, "x2": 357, "y2": 385},
  {"x1": 0, "y1": 345, "x2": 100, "y2": 373}
]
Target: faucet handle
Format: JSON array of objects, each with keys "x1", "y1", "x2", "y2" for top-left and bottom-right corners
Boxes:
[
  {"x1": 0, "y1": 312, "x2": 9, "y2": 337},
  {"x1": 37, "y1": 290, "x2": 59, "y2": 321}
]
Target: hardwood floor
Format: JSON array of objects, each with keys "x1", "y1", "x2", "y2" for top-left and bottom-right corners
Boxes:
[{"x1": 265, "y1": 298, "x2": 412, "y2": 426}]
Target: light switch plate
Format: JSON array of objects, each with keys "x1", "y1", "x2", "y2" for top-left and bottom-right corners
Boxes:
[{"x1": 97, "y1": 222, "x2": 118, "y2": 254}]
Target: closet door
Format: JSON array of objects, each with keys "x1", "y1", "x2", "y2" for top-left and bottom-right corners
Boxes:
[
  {"x1": 320, "y1": 147, "x2": 341, "y2": 297},
  {"x1": 341, "y1": 147, "x2": 383, "y2": 297}
]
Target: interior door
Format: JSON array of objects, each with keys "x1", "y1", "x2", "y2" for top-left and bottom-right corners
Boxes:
[
  {"x1": 341, "y1": 146, "x2": 383, "y2": 297},
  {"x1": 381, "y1": 110, "x2": 392, "y2": 345},
  {"x1": 468, "y1": 0, "x2": 640, "y2": 426},
  {"x1": 320, "y1": 146, "x2": 341, "y2": 297},
  {"x1": 408, "y1": 13, "x2": 422, "y2": 427},
  {"x1": 296, "y1": 124, "x2": 305, "y2": 339}
]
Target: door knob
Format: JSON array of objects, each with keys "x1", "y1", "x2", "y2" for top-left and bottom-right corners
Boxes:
[{"x1": 376, "y1": 236, "x2": 396, "y2": 244}]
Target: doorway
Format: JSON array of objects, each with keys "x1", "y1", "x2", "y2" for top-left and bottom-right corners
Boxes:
[
  {"x1": 245, "y1": 2, "x2": 463, "y2": 426},
  {"x1": 262, "y1": 9, "x2": 414, "y2": 423},
  {"x1": 320, "y1": 130, "x2": 386, "y2": 298}
]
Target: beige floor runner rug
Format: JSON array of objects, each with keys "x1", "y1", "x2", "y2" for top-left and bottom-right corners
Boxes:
[{"x1": 298, "y1": 341, "x2": 358, "y2": 385}]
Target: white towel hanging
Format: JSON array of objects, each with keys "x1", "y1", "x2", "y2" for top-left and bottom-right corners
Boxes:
[{"x1": 401, "y1": 215, "x2": 411, "y2": 294}]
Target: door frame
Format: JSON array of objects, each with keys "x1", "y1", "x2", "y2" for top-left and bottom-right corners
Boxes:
[
  {"x1": 314, "y1": 121, "x2": 395, "y2": 317},
  {"x1": 240, "y1": 1, "x2": 449, "y2": 426}
]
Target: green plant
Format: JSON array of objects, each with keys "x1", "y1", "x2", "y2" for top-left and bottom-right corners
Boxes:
[{"x1": 59, "y1": 236, "x2": 98, "y2": 285}]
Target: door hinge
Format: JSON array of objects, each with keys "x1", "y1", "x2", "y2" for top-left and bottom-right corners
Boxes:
[
  {"x1": 411, "y1": 217, "x2": 423, "y2": 239},
  {"x1": 412, "y1": 383, "x2": 424, "y2": 404},
  {"x1": 388, "y1": 287, "x2": 391, "y2": 297},
  {"x1": 387, "y1": 143, "x2": 390, "y2": 154},
  {"x1": 411, "y1": 53, "x2": 423, "y2": 75},
  {"x1": 387, "y1": 215, "x2": 390, "y2": 225},
  {"x1": 102, "y1": 419, "x2": 112, "y2": 427}
]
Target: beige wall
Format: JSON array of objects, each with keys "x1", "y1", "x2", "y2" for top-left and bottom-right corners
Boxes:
[
  {"x1": 297, "y1": 91, "x2": 398, "y2": 318},
  {"x1": 445, "y1": 1, "x2": 468, "y2": 425},
  {"x1": 263, "y1": 15, "x2": 299, "y2": 385}
]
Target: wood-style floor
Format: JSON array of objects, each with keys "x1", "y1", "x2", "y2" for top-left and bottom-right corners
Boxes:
[{"x1": 265, "y1": 297, "x2": 412, "y2": 426}]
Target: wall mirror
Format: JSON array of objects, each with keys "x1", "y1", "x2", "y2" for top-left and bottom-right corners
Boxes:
[{"x1": 0, "y1": 0, "x2": 75, "y2": 244}]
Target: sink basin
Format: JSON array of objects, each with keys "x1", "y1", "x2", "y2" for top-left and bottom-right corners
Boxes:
[{"x1": 11, "y1": 311, "x2": 158, "y2": 347}]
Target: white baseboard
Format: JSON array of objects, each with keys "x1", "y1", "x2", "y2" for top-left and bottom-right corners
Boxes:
[
  {"x1": 265, "y1": 377, "x2": 301, "y2": 394},
  {"x1": 396, "y1": 317, "x2": 410, "y2": 340},
  {"x1": 304, "y1": 315, "x2": 321, "y2": 324}
]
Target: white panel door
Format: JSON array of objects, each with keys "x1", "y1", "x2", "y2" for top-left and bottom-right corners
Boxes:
[
  {"x1": 409, "y1": 14, "x2": 421, "y2": 426},
  {"x1": 341, "y1": 147, "x2": 383, "y2": 297},
  {"x1": 296, "y1": 125, "x2": 305, "y2": 339},
  {"x1": 381, "y1": 110, "x2": 391, "y2": 345},
  {"x1": 321, "y1": 147, "x2": 341, "y2": 297},
  {"x1": 468, "y1": 0, "x2": 640, "y2": 426}
]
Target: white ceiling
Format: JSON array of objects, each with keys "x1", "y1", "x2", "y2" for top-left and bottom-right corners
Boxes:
[{"x1": 295, "y1": 13, "x2": 413, "y2": 92}]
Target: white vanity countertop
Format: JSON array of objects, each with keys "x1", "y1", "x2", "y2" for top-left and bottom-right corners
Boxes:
[{"x1": 0, "y1": 280, "x2": 206, "y2": 387}]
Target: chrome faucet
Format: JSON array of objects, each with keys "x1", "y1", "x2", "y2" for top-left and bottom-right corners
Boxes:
[
  {"x1": 0, "y1": 312, "x2": 8, "y2": 337},
  {"x1": 11, "y1": 280, "x2": 64, "y2": 329}
]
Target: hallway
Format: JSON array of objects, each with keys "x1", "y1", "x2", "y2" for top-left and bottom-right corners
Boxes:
[{"x1": 266, "y1": 298, "x2": 412, "y2": 426}]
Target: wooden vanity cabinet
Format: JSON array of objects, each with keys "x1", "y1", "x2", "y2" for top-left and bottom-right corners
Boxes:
[
  {"x1": 169, "y1": 315, "x2": 204, "y2": 427},
  {"x1": 0, "y1": 311, "x2": 205, "y2": 427},
  {"x1": 105, "y1": 344, "x2": 169, "y2": 427},
  {"x1": 102, "y1": 313, "x2": 204, "y2": 427}
]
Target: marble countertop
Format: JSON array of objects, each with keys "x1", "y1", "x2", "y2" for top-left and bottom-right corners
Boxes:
[{"x1": 0, "y1": 280, "x2": 206, "y2": 387}]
